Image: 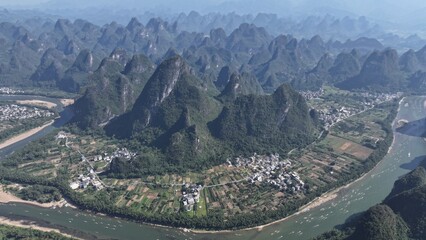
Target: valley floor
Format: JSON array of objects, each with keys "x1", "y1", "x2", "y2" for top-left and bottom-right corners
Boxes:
[{"x1": 0, "y1": 87, "x2": 401, "y2": 230}]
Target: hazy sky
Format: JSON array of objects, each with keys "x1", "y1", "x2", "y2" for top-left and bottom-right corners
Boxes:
[
  {"x1": 2, "y1": 0, "x2": 426, "y2": 24},
  {"x1": 1, "y1": 0, "x2": 49, "y2": 6}
]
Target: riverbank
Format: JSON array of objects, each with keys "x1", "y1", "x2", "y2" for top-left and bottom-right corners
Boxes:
[
  {"x1": 388, "y1": 97, "x2": 406, "y2": 154},
  {"x1": 0, "y1": 120, "x2": 54, "y2": 150},
  {"x1": 189, "y1": 158, "x2": 382, "y2": 234},
  {"x1": 0, "y1": 186, "x2": 75, "y2": 209},
  {"x1": 60, "y1": 99, "x2": 74, "y2": 107},
  {"x1": 0, "y1": 217, "x2": 79, "y2": 239},
  {"x1": 16, "y1": 100, "x2": 57, "y2": 109}
]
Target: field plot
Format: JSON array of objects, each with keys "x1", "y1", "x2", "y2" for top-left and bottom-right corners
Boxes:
[{"x1": 324, "y1": 135, "x2": 373, "y2": 160}]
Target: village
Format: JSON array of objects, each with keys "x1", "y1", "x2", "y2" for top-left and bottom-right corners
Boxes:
[
  {"x1": 0, "y1": 87, "x2": 24, "y2": 95},
  {"x1": 229, "y1": 154, "x2": 305, "y2": 193},
  {"x1": 181, "y1": 153, "x2": 305, "y2": 212},
  {"x1": 0, "y1": 104, "x2": 54, "y2": 121},
  {"x1": 300, "y1": 88, "x2": 324, "y2": 100},
  {"x1": 56, "y1": 131, "x2": 138, "y2": 192},
  {"x1": 68, "y1": 146, "x2": 137, "y2": 191},
  {"x1": 313, "y1": 91, "x2": 401, "y2": 130}
]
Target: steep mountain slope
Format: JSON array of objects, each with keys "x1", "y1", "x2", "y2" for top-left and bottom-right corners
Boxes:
[
  {"x1": 329, "y1": 50, "x2": 362, "y2": 83},
  {"x1": 384, "y1": 160, "x2": 426, "y2": 240},
  {"x1": 105, "y1": 56, "x2": 224, "y2": 173},
  {"x1": 71, "y1": 51, "x2": 155, "y2": 129},
  {"x1": 217, "y1": 72, "x2": 264, "y2": 102},
  {"x1": 408, "y1": 71, "x2": 426, "y2": 92},
  {"x1": 337, "y1": 49, "x2": 405, "y2": 91},
  {"x1": 349, "y1": 205, "x2": 410, "y2": 240},
  {"x1": 399, "y1": 46, "x2": 426, "y2": 74},
  {"x1": 291, "y1": 53, "x2": 333, "y2": 91},
  {"x1": 104, "y1": 56, "x2": 317, "y2": 174},
  {"x1": 209, "y1": 83, "x2": 317, "y2": 155},
  {"x1": 59, "y1": 49, "x2": 99, "y2": 92}
]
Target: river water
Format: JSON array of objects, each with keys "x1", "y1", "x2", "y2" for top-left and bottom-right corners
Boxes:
[{"x1": 0, "y1": 95, "x2": 425, "y2": 240}]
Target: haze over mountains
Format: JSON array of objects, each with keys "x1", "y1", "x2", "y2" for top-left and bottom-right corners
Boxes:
[
  {"x1": 2, "y1": 0, "x2": 426, "y2": 45},
  {"x1": 2, "y1": 1, "x2": 426, "y2": 239},
  {"x1": 1, "y1": 13, "x2": 426, "y2": 117},
  {"x1": 5, "y1": 0, "x2": 426, "y2": 22}
]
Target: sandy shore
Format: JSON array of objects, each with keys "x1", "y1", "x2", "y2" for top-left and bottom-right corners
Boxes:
[
  {"x1": 16, "y1": 100, "x2": 57, "y2": 109},
  {"x1": 60, "y1": 99, "x2": 74, "y2": 107},
  {"x1": 388, "y1": 97, "x2": 405, "y2": 154},
  {"x1": 0, "y1": 120, "x2": 54, "y2": 150},
  {"x1": 0, "y1": 217, "x2": 79, "y2": 239},
  {"x1": 0, "y1": 186, "x2": 73, "y2": 208},
  {"x1": 0, "y1": 186, "x2": 79, "y2": 238}
]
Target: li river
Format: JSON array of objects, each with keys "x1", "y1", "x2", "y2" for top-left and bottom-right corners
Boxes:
[{"x1": 0, "y1": 95, "x2": 426, "y2": 240}]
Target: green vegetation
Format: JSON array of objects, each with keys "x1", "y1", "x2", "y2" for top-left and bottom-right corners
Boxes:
[
  {"x1": 14, "y1": 185, "x2": 62, "y2": 203},
  {"x1": 104, "y1": 57, "x2": 318, "y2": 176},
  {"x1": 350, "y1": 205, "x2": 410, "y2": 240},
  {"x1": 71, "y1": 54, "x2": 155, "y2": 129},
  {"x1": 0, "y1": 117, "x2": 52, "y2": 143},
  {"x1": 210, "y1": 84, "x2": 317, "y2": 155},
  {"x1": 0, "y1": 224, "x2": 73, "y2": 240},
  {"x1": 0, "y1": 96, "x2": 399, "y2": 230}
]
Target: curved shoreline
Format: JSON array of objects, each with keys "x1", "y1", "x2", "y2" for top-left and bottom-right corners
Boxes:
[
  {"x1": 0, "y1": 120, "x2": 54, "y2": 150},
  {"x1": 0, "y1": 217, "x2": 80, "y2": 239},
  {"x1": 0, "y1": 96, "x2": 404, "y2": 238},
  {"x1": 0, "y1": 186, "x2": 75, "y2": 209},
  {"x1": 16, "y1": 100, "x2": 57, "y2": 109},
  {"x1": 188, "y1": 151, "x2": 392, "y2": 234},
  {"x1": 387, "y1": 97, "x2": 405, "y2": 154},
  {"x1": 0, "y1": 133, "x2": 399, "y2": 239}
]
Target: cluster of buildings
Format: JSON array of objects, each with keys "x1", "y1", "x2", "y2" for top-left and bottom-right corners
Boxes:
[
  {"x1": 58, "y1": 132, "x2": 136, "y2": 193},
  {"x1": 317, "y1": 92, "x2": 402, "y2": 130},
  {"x1": 317, "y1": 106, "x2": 357, "y2": 130},
  {"x1": 229, "y1": 154, "x2": 305, "y2": 193},
  {"x1": 0, "y1": 104, "x2": 54, "y2": 121},
  {"x1": 70, "y1": 148, "x2": 136, "y2": 192},
  {"x1": 56, "y1": 131, "x2": 71, "y2": 143},
  {"x1": 300, "y1": 88, "x2": 324, "y2": 100},
  {"x1": 181, "y1": 184, "x2": 203, "y2": 211},
  {"x1": 92, "y1": 148, "x2": 136, "y2": 163},
  {"x1": 69, "y1": 172, "x2": 104, "y2": 191},
  {"x1": 359, "y1": 92, "x2": 402, "y2": 107},
  {"x1": 0, "y1": 87, "x2": 24, "y2": 95}
]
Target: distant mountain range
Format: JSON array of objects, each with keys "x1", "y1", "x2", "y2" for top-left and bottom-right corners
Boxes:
[
  {"x1": 2, "y1": 7, "x2": 426, "y2": 47},
  {"x1": 0, "y1": 14, "x2": 426, "y2": 110},
  {"x1": 1, "y1": 13, "x2": 426, "y2": 94},
  {"x1": 0, "y1": 15, "x2": 385, "y2": 91},
  {"x1": 2, "y1": 13, "x2": 426, "y2": 173}
]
